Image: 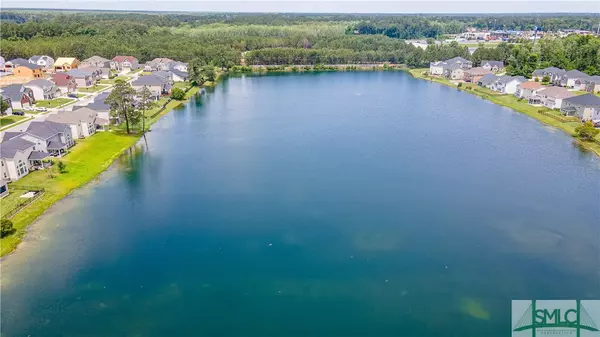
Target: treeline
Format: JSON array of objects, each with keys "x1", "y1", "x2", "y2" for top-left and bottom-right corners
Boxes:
[{"x1": 349, "y1": 14, "x2": 599, "y2": 39}]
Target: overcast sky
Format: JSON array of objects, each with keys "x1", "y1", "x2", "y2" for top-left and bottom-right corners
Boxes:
[{"x1": 2, "y1": 0, "x2": 599, "y2": 13}]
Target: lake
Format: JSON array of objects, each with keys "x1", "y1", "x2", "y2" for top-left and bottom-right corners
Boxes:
[{"x1": 1, "y1": 72, "x2": 599, "y2": 337}]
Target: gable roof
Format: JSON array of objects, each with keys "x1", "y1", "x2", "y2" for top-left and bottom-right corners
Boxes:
[
  {"x1": 66, "y1": 69, "x2": 93, "y2": 78},
  {"x1": 29, "y1": 55, "x2": 52, "y2": 63},
  {"x1": 16, "y1": 63, "x2": 43, "y2": 70},
  {"x1": 54, "y1": 57, "x2": 78, "y2": 66},
  {"x1": 112, "y1": 56, "x2": 138, "y2": 63},
  {"x1": 481, "y1": 60, "x2": 504, "y2": 67},
  {"x1": 150, "y1": 57, "x2": 175, "y2": 64},
  {"x1": 0, "y1": 84, "x2": 29, "y2": 101},
  {"x1": 46, "y1": 108, "x2": 97, "y2": 125},
  {"x1": 132, "y1": 75, "x2": 167, "y2": 86},
  {"x1": 563, "y1": 70, "x2": 590, "y2": 79},
  {"x1": 446, "y1": 56, "x2": 470, "y2": 64},
  {"x1": 169, "y1": 67, "x2": 188, "y2": 79},
  {"x1": 2, "y1": 131, "x2": 24, "y2": 141},
  {"x1": 7, "y1": 58, "x2": 29, "y2": 66},
  {"x1": 562, "y1": 94, "x2": 600, "y2": 107},
  {"x1": 25, "y1": 121, "x2": 69, "y2": 139},
  {"x1": 0, "y1": 134, "x2": 35, "y2": 159},
  {"x1": 152, "y1": 70, "x2": 173, "y2": 79},
  {"x1": 478, "y1": 74, "x2": 498, "y2": 85},
  {"x1": 537, "y1": 87, "x2": 574, "y2": 99},
  {"x1": 465, "y1": 67, "x2": 492, "y2": 76},
  {"x1": 25, "y1": 79, "x2": 55, "y2": 88},
  {"x1": 519, "y1": 81, "x2": 544, "y2": 90},
  {"x1": 51, "y1": 73, "x2": 74, "y2": 86},
  {"x1": 82, "y1": 56, "x2": 110, "y2": 64}
]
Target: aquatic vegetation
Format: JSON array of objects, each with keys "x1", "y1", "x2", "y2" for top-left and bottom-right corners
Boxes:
[{"x1": 460, "y1": 298, "x2": 490, "y2": 320}]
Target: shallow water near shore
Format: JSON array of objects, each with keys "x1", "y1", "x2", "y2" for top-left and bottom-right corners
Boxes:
[{"x1": 1, "y1": 72, "x2": 599, "y2": 337}]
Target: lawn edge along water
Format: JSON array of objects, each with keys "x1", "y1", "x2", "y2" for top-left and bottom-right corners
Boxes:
[
  {"x1": 0, "y1": 86, "x2": 201, "y2": 258},
  {"x1": 408, "y1": 68, "x2": 600, "y2": 157}
]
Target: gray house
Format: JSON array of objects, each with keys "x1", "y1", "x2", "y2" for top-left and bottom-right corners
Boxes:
[
  {"x1": 20, "y1": 121, "x2": 75, "y2": 157},
  {"x1": 559, "y1": 70, "x2": 591, "y2": 88},
  {"x1": 29, "y1": 55, "x2": 55, "y2": 70},
  {"x1": 480, "y1": 60, "x2": 504, "y2": 72},
  {"x1": 560, "y1": 94, "x2": 600, "y2": 121},
  {"x1": 429, "y1": 56, "x2": 472, "y2": 75},
  {"x1": 532, "y1": 67, "x2": 566, "y2": 83},
  {"x1": 0, "y1": 84, "x2": 35, "y2": 110},
  {"x1": 131, "y1": 75, "x2": 171, "y2": 100},
  {"x1": 477, "y1": 74, "x2": 498, "y2": 88},
  {"x1": 67, "y1": 69, "x2": 96, "y2": 87}
]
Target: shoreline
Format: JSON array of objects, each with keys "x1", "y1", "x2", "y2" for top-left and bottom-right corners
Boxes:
[
  {"x1": 407, "y1": 69, "x2": 600, "y2": 157},
  {"x1": 0, "y1": 86, "x2": 202, "y2": 258}
]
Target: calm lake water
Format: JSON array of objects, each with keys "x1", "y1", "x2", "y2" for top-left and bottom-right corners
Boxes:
[{"x1": 1, "y1": 72, "x2": 599, "y2": 337}]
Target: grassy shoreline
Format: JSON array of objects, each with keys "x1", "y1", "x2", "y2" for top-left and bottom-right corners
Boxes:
[
  {"x1": 0, "y1": 85, "x2": 202, "y2": 257},
  {"x1": 407, "y1": 68, "x2": 600, "y2": 157}
]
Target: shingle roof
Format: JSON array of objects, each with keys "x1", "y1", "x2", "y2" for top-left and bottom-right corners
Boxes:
[
  {"x1": 2, "y1": 131, "x2": 24, "y2": 141},
  {"x1": 169, "y1": 68, "x2": 188, "y2": 79},
  {"x1": 51, "y1": 73, "x2": 74, "y2": 86},
  {"x1": 0, "y1": 84, "x2": 27, "y2": 101},
  {"x1": 152, "y1": 71, "x2": 173, "y2": 79},
  {"x1": 446, "y1": 57, "x2": 470, "y2": 64},
  {"x1": 28, "y1": 151, "x2": 49, "y2": 160},
  {"x1": 537, "y1": 86, "x2": 574, "y2": 99},
  {"x1": 481, "y1": 60, "x2": 504, "y2": 68},
  {"x1": 0, "y1": 135, "x2": 35, "y2": 159},
  {"x1": 25, "y1": 121, "x2": 68, "y2": 140},
  {"x1": 82, "y1": 56, "x2": 110, "y2": 64},
  {"x1": 132, "y1": 75, "x2": 166, "y2": 86},
  {"x1": 478, "y1": 74, "x2": 498, "y2": 85},
  {"x1": 7, "y1": 58, "x2": 29, "y2": 66},
  {"x1": 17, "y1": 63, "x2": 43, "y2": 70},
  {"x1": 112, "y1": 56, "x2": 138, "y2": 63},
  {"x1": 25, "y1": 79, "x2": 55, "y2": 88},
  {"x1": 46, "y1": 108, "x2": 97, "y2": 125},
  {"x1": 519, "y1": 81, "x2": 544, "y2": 89},
  {"x1": 562, "y1": 93, "x2": 600, "y2": 107},
  {"x1": 465, "y1": 67, "x2": 492, "y2": 76},
  {"x1": 47, "y1": 140, "x2": 67, "y2": 150},
  {"x1": 563, "y1": 70, "x2": 591, "y2": 79},
  {"x1": 29, "y1": 55, "x2": 52, "y2": 63},
  {"x1": 77, "y1": 101, "x2": 110, "y2": 112},
  {"x1": 66, "y1": 69, "x2": 93, "y2": 78}
]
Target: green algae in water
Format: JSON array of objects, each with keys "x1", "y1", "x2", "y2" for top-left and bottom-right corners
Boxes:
[{"x1": 460, "y1": 298, "x2": 490, "y2": 320}]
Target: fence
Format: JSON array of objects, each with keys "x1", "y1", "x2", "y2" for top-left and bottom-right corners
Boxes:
[
  {"x1": 537, "y1": 110, "x2": 580, "y2": 123},
  {"x1": 2, "y1": 187, "x2": 45, "y2": 219}
]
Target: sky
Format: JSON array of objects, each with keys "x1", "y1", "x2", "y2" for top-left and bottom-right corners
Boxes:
[{"x1": 2, "y1": 0, "x2": 600, "y2": 14}]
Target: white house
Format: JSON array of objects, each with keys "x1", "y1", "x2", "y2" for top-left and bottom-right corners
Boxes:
[
  {"x1": 24, "y1": 79, "x2": 59, "y2": 101},
  {"x1": 111, "y1": 56, "x2": 140, "y2": 72},
  {"x1": 515, "y1": 81, "x2": 545, "y2": 99},
  {"x1": 0, "y1": 135, "x2": 37, "y2": 181},
  {"x1": 46, "y1": 108, "x2": 99, "y2": 138},
  {"x1": 536, "y1": 87, "x2": 574, "y2": 109},
  {"x1": 29, "y1": 55, "x2": 55, "y2": 70}
]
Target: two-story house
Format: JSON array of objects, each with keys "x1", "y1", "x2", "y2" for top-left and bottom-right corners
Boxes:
[
  {"x1": 111, "y1": 56, "x2": 139, "y2": 72},
  {"x1": 67, "y1": 69, "x2": 97, "y2": 87},
  {"x1": 480, "y1": 60, "x2": 505, "y2": 73},
  {"x1": 560, "y1": 94, "x2": 600, "y2": 121},
  {"x1": 54, "y1": 57, "x2": 80, "y2": 72},
  {"x1": 19, "y1": 121, "x2": 75, "y2": 157},
  {"x1": 29, "y1": 55, "x2": 55, "y2": 70},
  {"x1": 131, "y1": 75, "x2": 171, "y2": 100},
  {"x1": 0, "y1": 85, "x2": 35, "y2": 110},
  {"x1": 535, "y1": 87, "x2": 574, "y2": 110},
  {"x1": 515, "y1": 81, "x2": 545, "y2": 99},
  {"x1": 46, "y1": 108, "x2": 99, "y2": 138},
  {"x1": 50, "y1": 73, "x2": 78, "y2": 93},
  {"x1": 4, "y1": 58, "x2": 29, "y2": 72},
  {"x1": 24, "y1": 79, "x2": 60, "y2": 101},
  {"x1": 13, "y1": 64, "x2": 44, "y2": 79}
]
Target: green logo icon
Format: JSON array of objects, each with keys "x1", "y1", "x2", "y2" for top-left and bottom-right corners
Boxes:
[{"x1": 513, "y1": 300, "x2": 600, "y2": 337}]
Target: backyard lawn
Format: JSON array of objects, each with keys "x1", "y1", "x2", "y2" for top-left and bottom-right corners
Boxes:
[
  {"x1": 1, "y1": 131, "x2": 139, "y2": 256},
  {"x1": 0, "y1": 115, "x2": 28, "y2": 127},
  {"x1": 0, "y1": 187, "x2": 40, "y2": 218},
  {"x1": 35, "y1": 98, "x2": 75, "y2": 108},
  {"x1": 98, "y1": 76, "x2": 130, "y2": 85},
  {"x1": 77, "y1": 84, "x2": 109, "y2": 93}
]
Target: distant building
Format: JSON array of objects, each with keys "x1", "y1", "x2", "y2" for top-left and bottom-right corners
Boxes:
[
  {"x1": 54, "y1": 57, "x2": 80, "y2": 72},
  {"x1": 560, "y1": 94, "x2": 600, "y2": 121},
  {"x1": 429, "y1": 57, "x2": 472, "y2": 76},
  {"x1": 464, "y1": 67, "x2": 493, "y2": 83},
  {"x1": 480, "y1": 60, "x2": 504, "y2": 73}
]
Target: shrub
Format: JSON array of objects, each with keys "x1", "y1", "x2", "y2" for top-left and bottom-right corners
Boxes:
[
  {"x1": 170, "y1": 88, "x2": 185, "y2": 100},
  {"x1": 574, "y1": 121, "x2": 600, "y2": 141},
  {"x1": 1, "y1": 219, "x2": 13, "y2": 238},
  {"x1": 457, "y1": 82, "x2": 463, "y2": 88},
  {"x1": 57, "y1": 160, "x2": 66, "y2": 173}
]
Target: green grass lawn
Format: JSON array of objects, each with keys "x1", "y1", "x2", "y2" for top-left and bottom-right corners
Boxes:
[
  {"x1": 1, "y1": 132, "x2": 139, "y2": 256},
  {"x1": 77, "y1": 84, "x2": 109, "y2": 93},
  {"x1": 0, "y1": 188, "x2": 39, "y2": 218},
  {"x1": 0, "y1": 115, "x2": 28, "y2": 127},
  {"x1": 35, "y1": 98, "x2": 74, "y2": 108},
  {"x1": 173, "y1": 81, "x2": 191, "y2": 91},
  {"x1": 98, "y1": 76, "x2": 131, "y2": 85}
]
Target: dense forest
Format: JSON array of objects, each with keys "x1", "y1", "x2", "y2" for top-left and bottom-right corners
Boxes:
[{"x1": 0, "y1": 11, "x2": 598, "y2": 74}]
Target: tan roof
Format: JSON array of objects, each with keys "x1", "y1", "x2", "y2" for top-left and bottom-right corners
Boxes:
[
  {"x1": 519, "y1": 81, "x2": 544, "y2": 89},
  {"x1": 537, "y1": 86, "x2": 575, "y2": 99},
  {"x1": 54, "y1": 57, "x2": 78, "y2": 66},
  {"x1": 465, "y1": 67, "x2": 493, "y2": 76}
]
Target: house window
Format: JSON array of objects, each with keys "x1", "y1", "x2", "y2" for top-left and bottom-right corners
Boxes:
[{"x1": 17, "y1": 160, "x2": 27, "y2": 176}]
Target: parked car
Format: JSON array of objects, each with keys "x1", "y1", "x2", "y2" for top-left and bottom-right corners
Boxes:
[
  {"x1": 35, "y1": 107, "x2": 48, "y2": 112},
  {"x1": 592, "y1": 120, "x2": 600, "y2": 128},
  {"x1": 67, "y1": 93, "x2": 78, "y2": 98},
  {"x1": 12, "y1": 111, "x2": 25, "y2": 116}
]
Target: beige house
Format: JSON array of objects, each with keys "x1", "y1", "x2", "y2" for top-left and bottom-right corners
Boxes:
[
  {"x1": 535, "y1": 87, "x2": 575, "y2": 109},
  {"x1": 46, "y1": 108, "x2": 101, "y2": 138}
]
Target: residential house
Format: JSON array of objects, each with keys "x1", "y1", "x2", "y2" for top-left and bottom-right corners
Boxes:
[
  {"x1": 13, "y1": 64, "x2": 44, "y2": 79},
  {"x1": 464, "y1": 67, "x2": 493, "y2": 83},
  {"x1": 77, "y1": 92, "x2": 117, "y2": 124},
  {"x1": 0, "y1": 179, "x2": 8, "y2": 199},
  {"x1": 477, "y1": 74, "x2": 498, "y2": 88},
  {"x1": 66, "y1": 69, "x2": 96, "y2": 87},
  {"x1": 535, "y1": 87, "x2": 575, "y2": 109},
  {"x1": 80, "y1": 56, "x2": 111, "y2": 68},
  {"x1": 171, "y1": 62, "x2": 188, "y2": 72},
  {"x1": 131, "y1": 75, "x2": 171, "y2": 100},
  {"x1": 19, "y1": 121, "x2": 75, "y2": 157},
  {"x1": 443, "y1": 64, "x2": 465, "y2": 80},
  {"x1": 4, "y1": 58, "x2": 29, "y2": 72},
  {"x1": 560, "y1": 94, "x2": 600, "y2": 121},
  {"x1": 491, "y1": 76, "x2": 526, "y2": 94},
  {"x1": 429, "y1": 56, "x2": 473, "y2": 75},
  {"x1": 0, "y1": 135, "x2": 38, "y2": 181},
  {"x1": 584, "y1": 76, "x2": 600, "y2": 93},
  {"x1": 111, "y1": 56, "x2": 139, "y2": 72},
  {"x1": 29, "y1": 55, "x2": 55, "y2": 70},
  {"x1": 532, "y1": 67, "x2": 566, "y2": 83},
  {"x1": 46, "y1": 107, "x2": 101, "y2": 138},
  {"x1": 24, "y1": 79, "x2": 60, "y2": 101},
  {"x1": 152, "y1": 70, "x2": 174, "y2": 82},
  {"x1": 558, "y1": 70, "x2": 591, "y2": 88},
  {"x1": 144, "y1": 58, "x2": 175, "y2": 71},
  {"x1": 50, "y1": 73, "x2": 77, "y2": 93},
  {"x1": 0, "y1": 85, "x2": 35, "y2": 110},
  {"x1": 53, "y1": 57, "x2": 80, "y2": 72},
  {"x1": 168, "y1": 67, "x2": 189, "y2": 82},
  {"x1": 0, "y1": 56, "x2": 5, "y2": 72},
  {"x1": 480, "y1": 60, "x2": 505, "y2": 73},
  {"x1": 515, "y1": 81, "x2": 545, "y2": 99}
]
